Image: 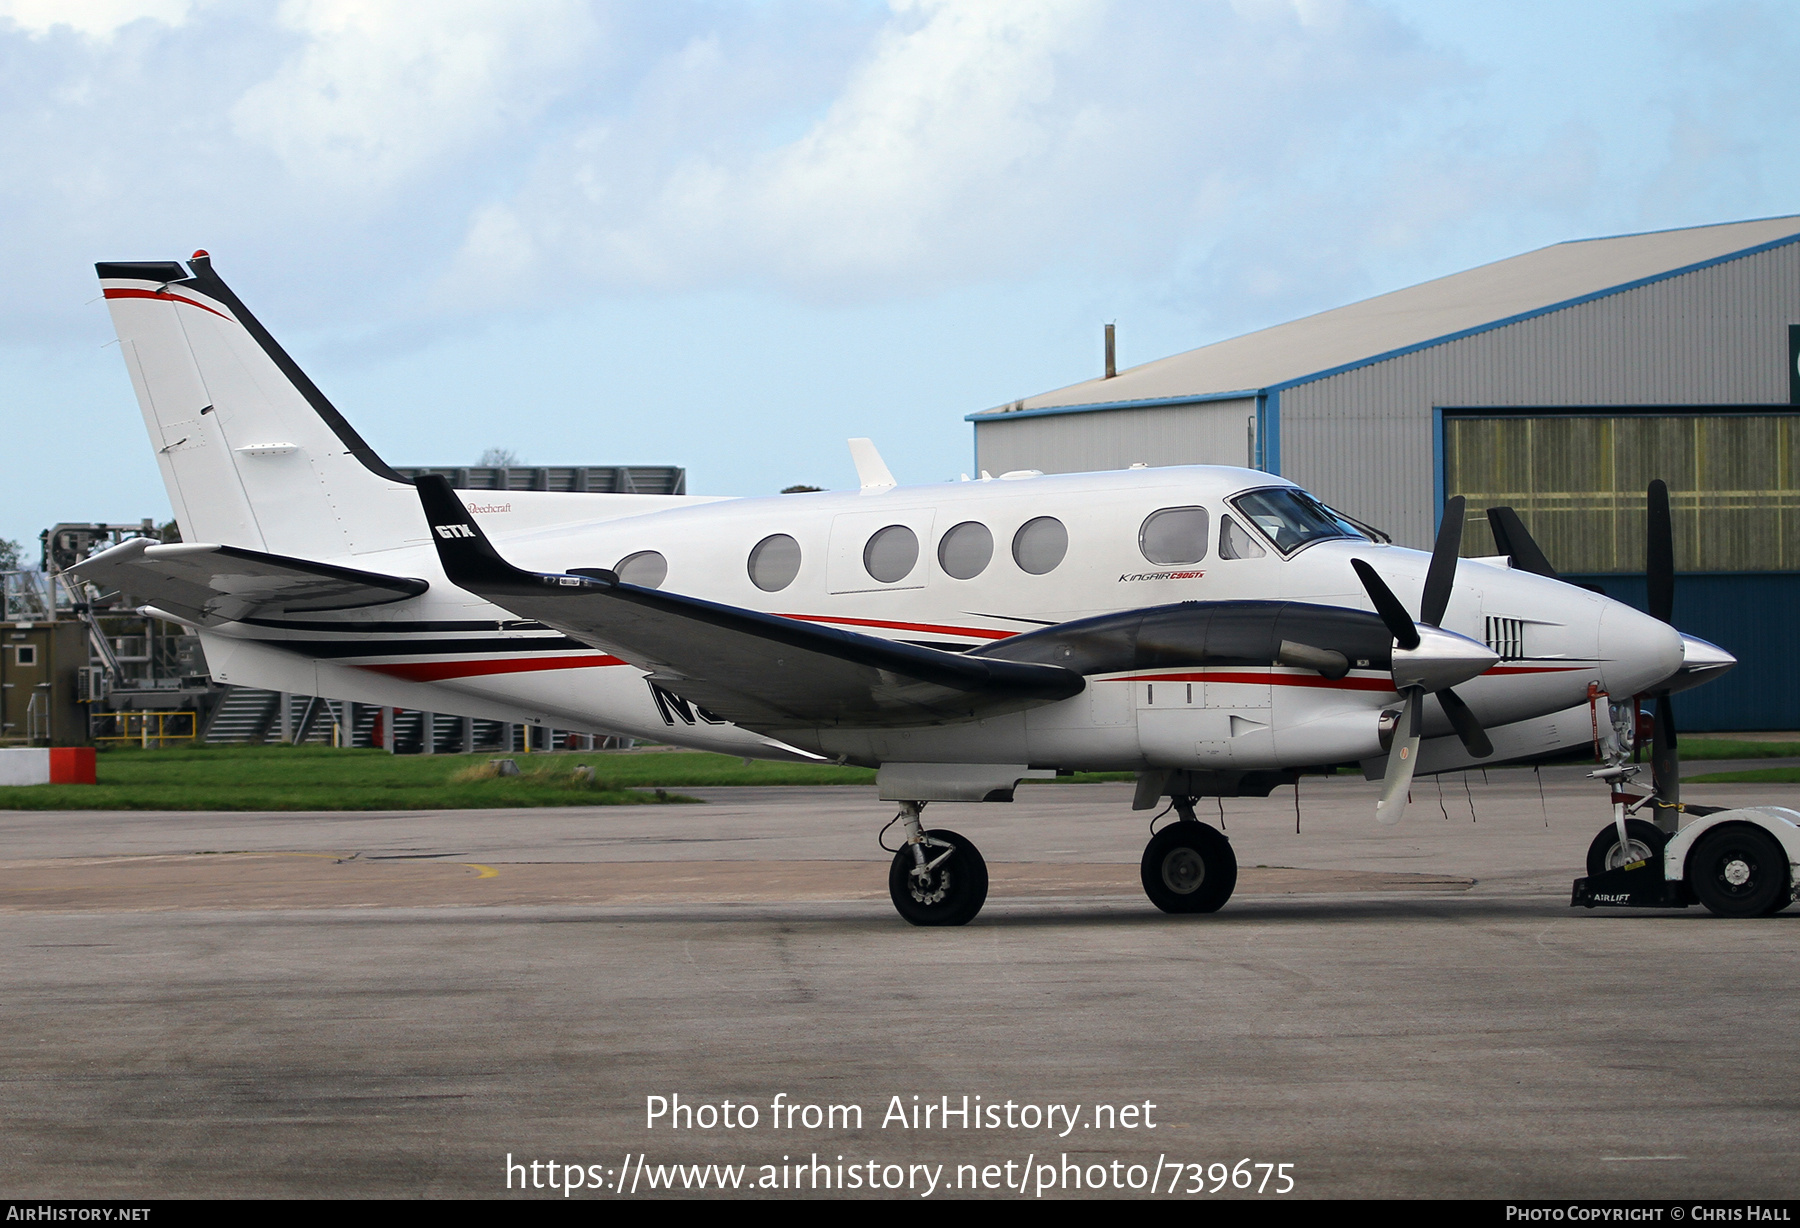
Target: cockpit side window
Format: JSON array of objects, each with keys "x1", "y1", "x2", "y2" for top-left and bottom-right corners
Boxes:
[
  {"x1": 1229, "y1": 487, "x2": 1367, "y2": 555},
  {"x1": 1219, "y1": 514, "x2": 1266, "y2": 560}
]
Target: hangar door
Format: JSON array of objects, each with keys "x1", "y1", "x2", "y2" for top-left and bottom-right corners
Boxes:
[{"x1": 1444, "y1": 409, "x2": 1799, "y2": 571}]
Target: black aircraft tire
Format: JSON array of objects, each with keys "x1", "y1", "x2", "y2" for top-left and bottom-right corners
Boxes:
[
  {"x1": 1585, "y1": 818, "x2": 1667, "y2": 878},
  {"x1": 1688, "y1": 823, "x2": 1790, "y2": 919},
  {"x1": 888, "y1": 828, "x2": 988, "y2": 927},
  {"x1": 1141, "y1": 822, "x2": 1237, "y2": 915}
]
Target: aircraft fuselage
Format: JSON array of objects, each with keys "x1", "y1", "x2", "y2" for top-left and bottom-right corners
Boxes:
[{"x1": 198, "y1": 463, "x2": 1684, "y2": 773}]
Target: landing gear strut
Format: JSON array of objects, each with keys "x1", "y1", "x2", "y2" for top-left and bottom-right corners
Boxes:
[
  {"x1": 1140, "y1": 797, "x2": 1238, "y2": 914},
  {"x1": 886, "y1": 801, "x2": 989, "y2": 926}
]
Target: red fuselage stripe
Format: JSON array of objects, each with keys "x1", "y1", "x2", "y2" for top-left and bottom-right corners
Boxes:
[
  {"x1": 775, "y1": 613, "x2": 1015, "y2": 640},
  {"x1": 357, "y1": 654, "x2": 625, "y2": 683},
  {"x1": 102, "y1": 286, "x2": 232, "y2": 321}
]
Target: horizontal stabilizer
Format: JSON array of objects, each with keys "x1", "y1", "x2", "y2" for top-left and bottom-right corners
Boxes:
[
  {"x1": 413, "y1": 475, "x2": 1083, "y2": 730},
  {"x1": 70, "y1": 538, "x2": 428, "y2": 626}
]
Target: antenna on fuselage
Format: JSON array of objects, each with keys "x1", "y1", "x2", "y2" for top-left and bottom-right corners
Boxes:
[{"x1": 847, "y1": 438, "x2": 897, "y2": 492}]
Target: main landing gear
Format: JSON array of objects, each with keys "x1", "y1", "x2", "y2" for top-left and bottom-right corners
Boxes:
[
  {"x1": 881, "y1": 795, "x2": 1243, "y2": 926},
  {"x1": 886, "y1": 801, "x2": 989, "y2": 927},
  {"x1": 1140, "y1": 796, "x2": 1238, "y2": 914}
]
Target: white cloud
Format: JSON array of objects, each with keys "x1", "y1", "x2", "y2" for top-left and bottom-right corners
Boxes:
[
  {"x1": 0, "y1": 0, "x2": 195, "y2": 39},
  {"x1": 0, "y1": 0, "x2": 1797, "y2": 348},
  {"x1": 229, "y1": 0, "x2": 601, "y2": 193},
  {"x1": 443, "y1": 0, "x2": 1477, "y2": 307}
]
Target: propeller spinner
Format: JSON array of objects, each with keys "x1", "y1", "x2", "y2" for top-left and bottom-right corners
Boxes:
[{"x1": 1353, "y1": 496, "x2": 1498, "y2": 825}]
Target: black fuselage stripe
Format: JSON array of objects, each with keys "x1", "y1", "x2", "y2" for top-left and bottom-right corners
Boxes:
[
  {"x1": 240, "y1": 617, "x2": 549, "y2": 633},
  {"x1": 250, "y1": 636, "x2": 592, "y2": 658}
]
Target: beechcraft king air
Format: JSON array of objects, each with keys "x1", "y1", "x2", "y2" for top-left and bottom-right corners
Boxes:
[{"x1": 78, "y1": 253, "x2": 1737, "y2": 925}]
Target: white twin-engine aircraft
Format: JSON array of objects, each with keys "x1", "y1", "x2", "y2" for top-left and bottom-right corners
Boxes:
[{"x1": 78, "y1": 254, "x2": 1735, "y2": 926}]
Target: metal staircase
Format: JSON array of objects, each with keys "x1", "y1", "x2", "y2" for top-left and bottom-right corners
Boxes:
[
  {"x1": 199, "y1": 687, "x2": 542, "y2": 752},
  {"x1": 202, "y1": 688, "x2": 283, "y2": 743}
]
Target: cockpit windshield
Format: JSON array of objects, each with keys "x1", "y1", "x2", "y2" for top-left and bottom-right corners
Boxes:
[{"x1": 1229, "y1": 487, "x2": 1371, "y2": 555}]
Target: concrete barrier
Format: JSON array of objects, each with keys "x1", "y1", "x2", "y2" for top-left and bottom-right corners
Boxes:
[{"x1": 0, "y1": 747, "x2": 96, "y2": 786}]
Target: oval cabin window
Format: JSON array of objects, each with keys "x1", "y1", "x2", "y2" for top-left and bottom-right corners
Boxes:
[
  {"x1": 748, "y1": 534, "x2": 802, "y2": 592},
  {"x1": 614, "y1": 550, "x2": 668, "y2": 589},
  {"x1": 1012, "y1": 516, "x2": 1068, "y2": 575},
  {"x1": 863, "y1": 525, "x2": 920, "y2": 584},
  {"x1": 937, "y1": 521, "x2": 993, "y2": 580}
]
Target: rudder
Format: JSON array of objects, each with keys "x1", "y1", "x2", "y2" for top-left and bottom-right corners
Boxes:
[{"x1": 97, "y1": 254, "x2": 423, "y2": 560}]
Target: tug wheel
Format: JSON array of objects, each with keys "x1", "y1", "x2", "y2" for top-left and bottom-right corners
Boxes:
[
  {"x1": 1688, "y1": 824, "x2": 1789, "y2": 919},
  {"x1": 1585, "y1": 818, "x2": 1666, "y2": 878}
]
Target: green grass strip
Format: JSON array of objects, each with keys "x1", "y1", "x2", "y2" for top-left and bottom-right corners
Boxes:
[
  {"x1": 0, "y1": 744, "x2": 1139, "y2": 810},
  {"x1": 1677, "y1": 740, "x2": 1800, "y2": 760},
  {"x1": 0, "y1": 745, "x2": 742, "y2": 810},
  {"x1": 1685, "y1": 767, "x2": 1800, "y2": 784},
  {"x1": 4, "y1": 738, "x2": 1785, "y2": 810}
]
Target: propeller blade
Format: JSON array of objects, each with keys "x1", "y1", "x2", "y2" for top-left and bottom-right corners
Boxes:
[
  {"x1": 1651, "y1": 693, "x2": 1679, "y2": 803},
  {"x1": 1486, "y1": 506, "x2": 1516, "y2": 558},
  {"x1": 1376, "y1": 688, "x2": 1423, "y2": 826},
  {"x1": 1436, "y1": 687, "x2": 1493, "y2": 759},
  {"x1": 1485, "y1": 506, "x2": 1559, "y2": 579},
  {"x1": 1351, "y1": 558, "x2": 1421, "y2": 650},
  {"x1": 1646, "y1": 479, "x2": 1675, "y2": 625},
  {"x1": 1419, "y1": 495, "x2": 1465, "y2": 627}
]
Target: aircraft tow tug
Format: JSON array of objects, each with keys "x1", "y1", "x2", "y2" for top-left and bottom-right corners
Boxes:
[{"x1": 1571, "y1": 482, "x2": 1797, "y2": 918}]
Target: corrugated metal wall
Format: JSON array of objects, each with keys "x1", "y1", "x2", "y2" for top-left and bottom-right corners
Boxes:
[
  {"x1": 1565, "y1": 573, "x2": 1800, "y2": 732},
  {"x1": 1281, "y1": 242, "x2": 1800, "y2": 548},
  {"x1": 974, "y1": 397, "x2": 1256, "y2": 476}
]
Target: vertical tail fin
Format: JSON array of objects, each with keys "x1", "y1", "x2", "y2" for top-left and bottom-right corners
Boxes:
[{"x1": 97, "y1": 254, "x2": 423, "y2": 559}]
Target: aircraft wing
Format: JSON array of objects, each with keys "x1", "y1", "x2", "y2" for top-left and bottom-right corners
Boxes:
[
  {"x1": 414, "y1": 476, "x2": 1083, "y2": 729},
  {"x1": 70, "y1": 537, "x2": 429, "y2": 625}
]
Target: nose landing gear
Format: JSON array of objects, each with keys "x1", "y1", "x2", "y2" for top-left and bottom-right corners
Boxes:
[{"x1": 1585, "y1": 816, "x2": 1667, "y2": 877}]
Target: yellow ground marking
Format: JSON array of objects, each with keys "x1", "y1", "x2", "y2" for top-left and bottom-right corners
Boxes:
[{"x1": 464, "y1": 864, "x2": 499, "y2": 879}]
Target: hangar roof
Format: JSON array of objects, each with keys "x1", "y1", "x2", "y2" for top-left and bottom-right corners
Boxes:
[{"x1": 972, "y1": 214, "x2": 1800, "y2": 420}]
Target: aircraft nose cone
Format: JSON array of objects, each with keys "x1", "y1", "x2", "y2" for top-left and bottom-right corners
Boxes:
[{"x1": 1597, "y1": 601, "x2": 1685, "y2": 696}]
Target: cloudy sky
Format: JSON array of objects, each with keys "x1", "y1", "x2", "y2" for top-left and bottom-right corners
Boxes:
[{"x1": 2, "y1": 0, "x2": 1797, "y2": 553}]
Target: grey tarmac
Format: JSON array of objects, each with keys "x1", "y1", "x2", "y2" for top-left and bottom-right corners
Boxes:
[{"x1": 1, "y1": 763, "x2": 1797, "y2": 1199}]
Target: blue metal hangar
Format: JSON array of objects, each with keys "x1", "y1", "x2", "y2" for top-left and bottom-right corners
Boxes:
[{"x1": 968, "y1": 215, "x2": 1800, "y2": 731}]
